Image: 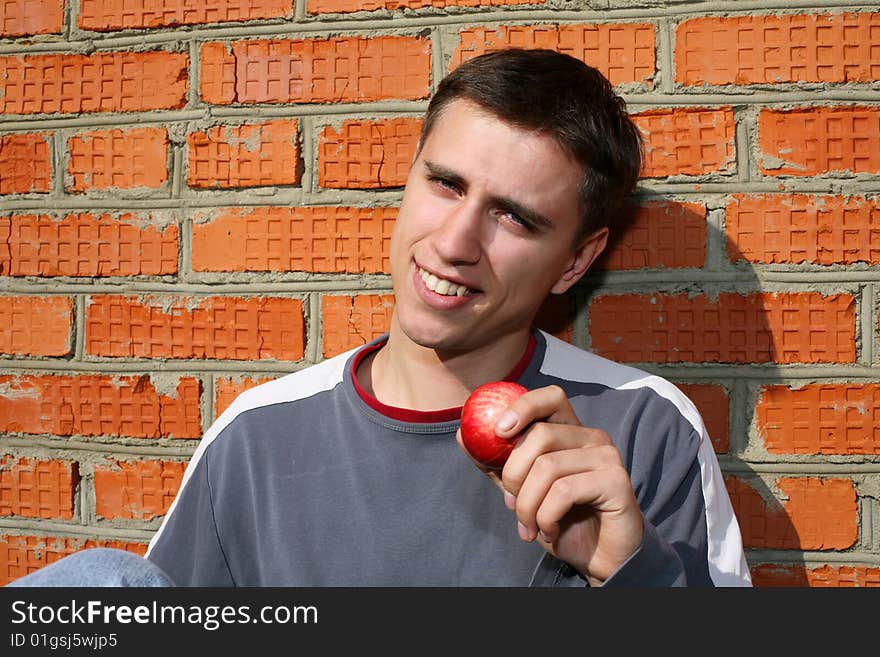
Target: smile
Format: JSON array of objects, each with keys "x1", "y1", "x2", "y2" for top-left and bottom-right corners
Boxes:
[{"x1": 418, "y1": 267, "x2": 474, "y2": 297}]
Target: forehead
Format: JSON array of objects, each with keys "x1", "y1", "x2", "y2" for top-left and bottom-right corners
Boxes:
[{"x1": 419, "y1": 99, "x2": 583, "y2": 211}]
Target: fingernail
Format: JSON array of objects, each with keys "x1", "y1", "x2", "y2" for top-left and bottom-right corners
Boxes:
[
  {"x1": 503, "y1": 491, "x2": 516, "y2": 510},
  {"x1": 517, "y1": 521, "x2": 530, "y2": 541},
  {"x1": 539, "y1": 531, "x2": 551, "y2": 543},
  {"x1": 496, "y1": 410, "x2": 518, "y2": 433}
]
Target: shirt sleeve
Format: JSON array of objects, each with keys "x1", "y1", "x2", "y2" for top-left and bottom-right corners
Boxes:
[{"x1": 533, "y1": 421, "x2": 751, "y2": 588}]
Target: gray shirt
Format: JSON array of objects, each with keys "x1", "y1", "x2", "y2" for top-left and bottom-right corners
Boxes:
[{"x1": 146, "y1": 331, "x2": 751, "y2": 587}]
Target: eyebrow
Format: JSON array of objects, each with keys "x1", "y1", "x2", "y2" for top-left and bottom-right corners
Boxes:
[{"x1": 422, "y1": 160, "x2": 555, "y2": 231}]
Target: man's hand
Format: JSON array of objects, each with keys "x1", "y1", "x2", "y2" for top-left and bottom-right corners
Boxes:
[{"x1": 456, "y1": 385, "x2": 643, "y2": 586}]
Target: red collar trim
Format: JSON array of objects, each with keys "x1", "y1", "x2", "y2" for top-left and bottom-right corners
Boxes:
[{"x1": 351, "y1": 335, "x2": 537, "y2": 424}]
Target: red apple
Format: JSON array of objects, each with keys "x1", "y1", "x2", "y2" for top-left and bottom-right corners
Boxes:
[{"x1": 460, "y1": 381, "x2": 528, "y2": 469}]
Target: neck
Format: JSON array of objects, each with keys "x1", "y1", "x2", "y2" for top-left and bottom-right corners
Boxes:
[{"x1": 362, "y1": 321, "x2": 533, "y2": 412}]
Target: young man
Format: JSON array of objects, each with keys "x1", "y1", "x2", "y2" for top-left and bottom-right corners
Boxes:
[
  {"x1": 144, "y1": 49, "x2": 750, "y2": 587},
  {"x1": 11, "y1": 49, "x2": 751, "y2": 587}
]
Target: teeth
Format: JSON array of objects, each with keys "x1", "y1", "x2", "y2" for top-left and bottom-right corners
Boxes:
[{"x1": 419, "y1": 268, "x2": 472, "y2": 297}]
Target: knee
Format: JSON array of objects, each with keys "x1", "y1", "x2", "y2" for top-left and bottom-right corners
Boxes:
[{"x1": 8, "y1": 547, "x2": 174, "y2": 587}]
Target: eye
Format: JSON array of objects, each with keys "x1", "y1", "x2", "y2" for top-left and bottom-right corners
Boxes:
[
  {"x1": 496, "y1": 208, "x2": 537, "y2": 234},
  {"x1": 428, "y1": 175, "x2": 461, "y2": 194}
]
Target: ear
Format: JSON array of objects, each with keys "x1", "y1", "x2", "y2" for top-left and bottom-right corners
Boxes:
[{"x1": 550, "y1": 227, "x2": 609, "y2": 295}]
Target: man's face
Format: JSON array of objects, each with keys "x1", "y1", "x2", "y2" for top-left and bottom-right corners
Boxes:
[{"x1": 389, "y1": 98, "x2": 606, "y2": 354}]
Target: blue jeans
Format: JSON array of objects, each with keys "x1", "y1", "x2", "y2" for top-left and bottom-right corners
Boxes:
[{"x1": 6, "y1": 548, "x2": 174, "y2": 587}]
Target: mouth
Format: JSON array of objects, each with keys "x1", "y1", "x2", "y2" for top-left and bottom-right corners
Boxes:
[{"x1": 417, "y1": 266, "x2": 478, "y2": 297}]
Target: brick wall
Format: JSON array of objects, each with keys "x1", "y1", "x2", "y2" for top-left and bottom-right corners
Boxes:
[{"x1": 1, "y1": 1, "x2": 878, "y2": 587}]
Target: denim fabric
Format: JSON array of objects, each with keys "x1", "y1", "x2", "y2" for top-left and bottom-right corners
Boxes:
[{"x1": 6, "y1": 548, "x2": 174, "y2": 587}]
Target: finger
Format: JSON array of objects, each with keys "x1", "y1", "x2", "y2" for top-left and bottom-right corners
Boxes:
[
  {"x1": 512, "y1": 445, "x2": 624, "y2": 540},
  {"x1": 534, "y1": 468, "x2": 634, "y2": 544},
  {"x1": 494, "y1": 385, "x2": 581, "y2": 439},
  {"x1": 501, "y1": 422, "x2": 615, "y2": 497}
]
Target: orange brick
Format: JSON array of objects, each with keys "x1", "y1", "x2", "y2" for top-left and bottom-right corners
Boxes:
[
  {"x1": 94, "y1": 460, "x2": 185, "y2": 520},
  {"x1": 758, "y1": 106, "x2": 880, "y2": 176},
  {"x1": 751, "y1": 563, "x2": 880, "y2": 588},
  {"x1": 322, "y1": 294, "x2": 395, "y2": 358},
  {"x1": 677, "y1": 13, "x2": 880, "y2": 86},
  {"x1": 318, "y1": 118, "x2": 421, "y2": 189},
  {"x1": 0, "y1": 51, "x2": 187, "y2": 115},
  {"x1": 596, "y1": 201, "x2": 706, "y2": 270},
  {"x1": 67, "y1": 127, "x2": 168, "y2": 192},
  {"x1": 0, "y1": 296, "x2": 72, "y2": 356},
  {"x1": 191, "y1": 206, "x2": 397, "y2": 273},
  {"x1": 535, "y1": 293, "x2": 574, "y2": 344},
  {"x1": 214, "y1": 376, "x2": 276, "y2": 419},
  {"x1": 0, "y1": 456, "x2": 77, "y2": 520},
  {"x1": 635, "y1": 107, "x2": 736, "y2": 178},
  {"x1": 188, "y1": 120, "x2": 300, "y2": 189},
  {"x1": 199, "y1": 36, "x2": 430, "y2": 105},
  {"x1": 0, "y1": 535, "x2": 147, "y2": 586},
  {"x1": 0, "y1": 374, "x2": 201, "y2": 439},
  {"x1": 726, "y1": 476, "x2": 857, "y2": 550},
  {"x1": 452, "y1": 24, "x2": 656, "y2": 87},
  {"x1": 308, "y1": 0, "x2": 535, "y2": 13},
  {"x1": 676, "y1": 383, "x2": 729, "y2": 453},
  {"x1": 85, "y1": 294, "x2": 304, "y2": 361},
  {"x1": 756, "y1": 383, "x2": 880, "y2": 455},
  {"x1": 0, "y1": 133, "x2": 51, "y2": 194},
  {"x1": 589, "y1": 292, "x2": 856, "y2": 364},
  {"x1": 726, "y1": 194, "x2": 880, "y2": 265},
  {"x1": 79, "y1": 0, "x2": 293, "y2": 31},
  {"x1": 1, "y1": 213, "x2": 178, "y2": 276},
  {"x1": 199, "y1": 43, "x2": 236, "y2": 105},
  {"x1": 0, "y1": 0, "x2": 63, "y2": 36}
]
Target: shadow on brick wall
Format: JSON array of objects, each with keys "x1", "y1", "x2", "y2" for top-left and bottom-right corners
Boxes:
[{"x1": 544, "y1": 198, "x2": 810, "y2": 586}]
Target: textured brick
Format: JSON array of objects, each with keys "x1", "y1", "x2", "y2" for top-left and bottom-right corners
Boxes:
[
  {"x1": 0, "y1": 296, "x2": 73, "y2": 356},
  {"x1": 0, "y1": 0, "x2": 64, "y2": 36},
  {"x1": 676, "y1": 383, "x2": 729, "y2": 453},
  {"x1": 453, "y1": 24, "x2": 656, "y2": 86},
  {"x1": 187, "y1": 120, "x2": 300, "y2": 189},
  {"x1": 758, "y1": 106, "x2": 880, "y2": 176},
  {"x1": 0, "y1": 213, "x2": 178, "y2": 277},
  {"x1": 751, "y1": 564, "x2": 880, "y2": 588},
  {"x1": 0, "y1": 535, "x2": 147, "y2": 586},
  {"x1": 677, "y1": 13, "x2": 880, "y2": 86},
  {"x1": 318, "y1": 118, "x2": 421, "y2": 189},
  {"x1": 308, "y1": 0, "x2": 535, "y2": 14},
  {"x1": 726, "y1": 194, "x2": 880, "y2": 265},
  {"x1": 214, "y1": 376, "x2": 276, "y2": 419},
  {"x1": 589, "y1": 292, "x2": 856, "y2": 364},
  {"x1": 322, "y1": 294, "x2": 395, "y2": 358},
  {"x1": 191, "y1": 206, "x2": 397, "y2": 273},
  {"x1": 79, "y1": 0, "x2": 293, "y2": 31},
  {"x1": 0, "y1": 374, "x2": 201, "y2": 439},
  {"x1": 0, "y1": 133, "x2": 51, "y2": 195},
  {"x1": 755, "y1": 383, "x2": 880, "y2": 455},
  {"x1": 94, "y1": 460, "x2": 185, "y2": 520},
  {"x1": 85, "y1": 295, "x2": 304, "y2": 361},
  {"x1": 68, "y1": 127, "x2": 168, "y2": 192},
  {"x1": 596, "y1": 201, "x2": 706, "y2": 270},
  {"x1": 635, "y1": 107, "x2": 736, "y2": 178},
  {"x1": 0, "y1": 457, "x2": 77, "y2": 520},
  {"x1": 726, "y1": 476, "x2": 858, "y2": 550},
  {"x1": 199, "y1": 36, "x2": 430, "y2": 105},
  {"x1": 0, "y1": 51, "x2": 187, "y2": 115}
]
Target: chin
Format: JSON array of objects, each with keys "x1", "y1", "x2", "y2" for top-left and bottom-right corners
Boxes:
[{"x1": 396, "y1": 315, "x2": 469, "y2": 352}]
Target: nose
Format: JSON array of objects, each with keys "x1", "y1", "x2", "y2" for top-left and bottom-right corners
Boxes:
[{"x1": 432, "y1": 199, "x2": 483, "y2": 265}]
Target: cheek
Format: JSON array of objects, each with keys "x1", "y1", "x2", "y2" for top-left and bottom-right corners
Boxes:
[{"x1": 496, "y1": 250, "x2": 566, "y2": 297}]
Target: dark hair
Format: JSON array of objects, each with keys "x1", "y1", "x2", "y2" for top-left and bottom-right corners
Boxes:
[{"x1": 420, "y1": 49, "x2": 643, "y2": 241}]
